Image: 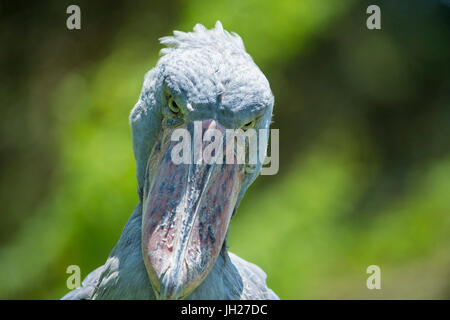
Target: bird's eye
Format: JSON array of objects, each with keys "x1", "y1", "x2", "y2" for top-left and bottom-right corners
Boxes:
[
  {"x1": 242, "y1": 120, "x2": 256, "y2": 131},
  {"x1": 168, "y1": 97, "x2": 181, "y2": 114}
]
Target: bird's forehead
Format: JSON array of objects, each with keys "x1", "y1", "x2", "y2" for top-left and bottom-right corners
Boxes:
[{"x1": 159, "y1": 48, "x2": 273, "y2": 114}]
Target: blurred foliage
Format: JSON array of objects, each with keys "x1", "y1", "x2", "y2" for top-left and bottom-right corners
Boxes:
[{"x1": 0, "y1": 0, "x2": 449, "y2": 299}]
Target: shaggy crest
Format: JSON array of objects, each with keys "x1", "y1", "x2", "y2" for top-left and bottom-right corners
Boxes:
[{"x1": 159, "y1": 21, "x2": 246, "y2": 56}]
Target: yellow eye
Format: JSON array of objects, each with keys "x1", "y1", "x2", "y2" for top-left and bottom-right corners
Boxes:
[
  {"x1": 168, "y1": 97, "x2": 181, "y2": 114},
  {"x1": 242, "y1": 120, "x2": 255, "y2": 131}
]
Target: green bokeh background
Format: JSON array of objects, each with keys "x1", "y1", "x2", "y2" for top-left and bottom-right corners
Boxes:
[{"x1": 0, "y1": 0, "x2": 449, "y2": 299}]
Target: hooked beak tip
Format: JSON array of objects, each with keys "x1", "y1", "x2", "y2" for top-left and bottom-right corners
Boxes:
[{"x1": 158, "y1": 269, "x2": 183, "y2": 300}]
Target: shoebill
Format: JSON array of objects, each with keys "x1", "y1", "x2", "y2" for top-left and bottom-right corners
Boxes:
[{"x1": 62, "y1": 21, "x2": 278, "y2": 300}]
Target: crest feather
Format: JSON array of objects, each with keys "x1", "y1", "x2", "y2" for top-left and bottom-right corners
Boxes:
[{"x1": 159, "y1": 21, "x2": 245, "y2": 56}]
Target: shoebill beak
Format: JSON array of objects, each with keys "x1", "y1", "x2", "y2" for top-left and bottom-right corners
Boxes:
[{"x1": 141, "y1": 119, "x2": 244, "y2": 299}]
